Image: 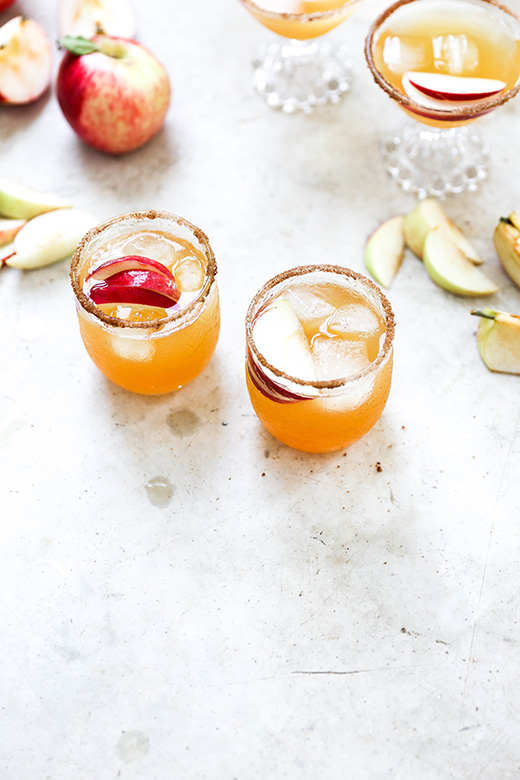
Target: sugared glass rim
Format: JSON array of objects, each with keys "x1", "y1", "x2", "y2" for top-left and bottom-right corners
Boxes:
[
  {"x1": 239, "y1": 0, "x2": 360, "y2": 22},
  {"x1": 70, "y1": 210, "x2": 218, "y2": 331},
  {"x1": 365, "y1": 0, "x2": 520, "y2": 120},
  {"x1": 245, "y1": 264, "x2": 395, "y2": 391}
]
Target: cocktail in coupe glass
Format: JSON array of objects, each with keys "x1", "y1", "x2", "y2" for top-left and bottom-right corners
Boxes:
[
  {"x1": 238, "y1": 0, "x2": 363, "y2": 112},
  {"x1": 365, "y1": 0, "x2": 520, "y2": 197},
  {"x1": 70, "y1": 211, "x2": 219, "y2": 395},
  {"x1": 245, "y1": 265, "x2": 395, "y2": 453}
]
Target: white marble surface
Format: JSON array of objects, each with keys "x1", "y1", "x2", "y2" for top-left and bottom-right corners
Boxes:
[{"x1": 2, "y1": 0, "x2": 520, "y2": 777}]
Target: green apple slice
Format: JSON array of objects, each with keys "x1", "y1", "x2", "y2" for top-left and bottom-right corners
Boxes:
[
  {"x1": 494, "y1": 215, "x2": 520, "y2": 289},
  {"x1": 0, "y1": 177, "x2": 71, "y2": 219},
  {"x1": 423, "y1": 229, "x2": 498, "y2": 296},
  {"x1": 0, "y1": 217, "x2": 25, "y2": 246},
  {"x1": 5, "y1": 208, "x2": 97, "y2": 269},
  {"x1": 252, "y1": 298, "x2": 317, "y2": 381},
  {"x1": 472, "y1": 308, "x2": 520, "y2": 374},
  {"x1": 403, "y1": 199, "x2": 482, "y2": 264},
  {"x1": 364, "y1": 215, "x2": 405, "y2": 288}
]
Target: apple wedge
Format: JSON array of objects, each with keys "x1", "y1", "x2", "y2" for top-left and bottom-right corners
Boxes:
[
  {"x1": 89, "y1": 270, "x2": 180, "y2": 308},
  {"x1": 253, "y1": 298, "x2": 316, "y2": 381},
  {"x1": 406, "y1": 72, "x2": 506, "y2": 102},
  {"x1": 86, "y1": 255, "x2": 174, "y2": 282},
  {"x1": 57, "y1": 0, "x2": 137, "y2": 39},
  {"x1": 423, "y1": 229, "x2": 498, "y2": 296},
  {"x1": 0, "y1": 17, "x2": 52, "y2": 105},
  {"x1": 0, "y1": 218, "x2": 25, "y2": 246},
  {"x1": 403, "y1": 199, "x2": 482, "y2": 264},
  {"x1": 472, "y1": 308, "x2": 520, "y2": 374},
  {"x1": 0, "y1": 178, "x2": 71, "y2": 220},
  {"x1": 4, "y1": 209, "x2": 97, "y2": 269},
  {"x1": 494, "y1": 214, "x2": 520, "y2": 289},
  {"x1": 364, "y1": 215, "x2": 405, "y2": 288}
]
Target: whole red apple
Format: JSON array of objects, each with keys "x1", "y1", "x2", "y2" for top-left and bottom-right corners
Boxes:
[
  {"x1": 0, "y1": 0, "x2": 16, "y2": 11},
  {"x1": 57, "y1": 35, "x2": 171, "y2": 154}
]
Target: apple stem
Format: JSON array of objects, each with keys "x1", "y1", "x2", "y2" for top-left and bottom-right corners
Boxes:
[{"x1": 471, "y1": 309, "x2": 496, "y2": 320}]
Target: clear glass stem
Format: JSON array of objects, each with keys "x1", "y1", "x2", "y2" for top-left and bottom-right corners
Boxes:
[
  {"x1": 381, "y1": 122, "x2": 488, "y2": 198},
  {"x1": 252, "y1": 37, "x2": 352, "y2": 113}
]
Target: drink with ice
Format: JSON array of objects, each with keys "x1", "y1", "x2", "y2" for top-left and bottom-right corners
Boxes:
[
  {"x1": 70, "y1": 211, "x2": 219, "y2": 394},
  {"x1": 245, "y1": 266, "x2": 395, "y2": 452}
]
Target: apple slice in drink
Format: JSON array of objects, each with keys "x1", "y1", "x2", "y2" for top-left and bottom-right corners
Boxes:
[
  {"x1": 403, "y1": 199, "x2": 482, "y2": 264},
  {"x1": 0, "y1": 177, "x2": 71, "y2": 220},
  {"x1": 406, "y1": 72, "x2": 506, "y2": 102},
  {"x1": 57, "y1": 0, "x2": 137, "y2": 39},
  {"x1": 494, "y1": 214, "x2": 520, "y2": 289},
  {"x1": 0, "y1": 17, "x2": 52, "y2": 105},
  {"x1": 423, "y1": 229, "x2": 498, "y2": 296},
  {"x1": 472, "y1": 308, "x2": 520, "y2": 374},
  {"x1": 89, "y1": 270, "x2": 180, "y2": 308},
  {"x1": 86, "y1": 255, "x2": 175, "y2": 282},
  {"x1": 0, "y1": 218, "x2": 25, "y2": 246},
  {"x1": 4, "y1": 209, "x2": 97, "y2": 269},
  {"x1": 364, "y1": 215, "x2": 405, "y2": 288}
]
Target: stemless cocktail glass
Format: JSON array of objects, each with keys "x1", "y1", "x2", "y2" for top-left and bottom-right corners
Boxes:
[
  {"x1": 239, "y1": 0, "x2": 363, "y2": 112},
  {"x1": 245, "y1": 265, "x2": 395, "y2": 453},
  {"x1": 365, "y1": 0, "x2": 520, "y2": 196},
  {"x1": 70, "y1": 211, "x2": 219, "y2": 395}
]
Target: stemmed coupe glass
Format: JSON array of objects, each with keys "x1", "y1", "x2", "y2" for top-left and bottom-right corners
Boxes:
[{"x1": 365, "y1": 0, "x2": 520, "y2": 197}]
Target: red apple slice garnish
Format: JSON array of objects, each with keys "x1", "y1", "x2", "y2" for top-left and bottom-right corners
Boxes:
[
  {"x1": 89, "y1": 269, "x2": 180, "y2": 308},
  {"x1": 86, "y1": 255, "x2": 174, "y2": 282},
  {"x1": 0, "y1": 17, "x2": 52, "y2": 105},
  {"x1": 406, "y1": 72, "x2": 506, "y2": 102}
]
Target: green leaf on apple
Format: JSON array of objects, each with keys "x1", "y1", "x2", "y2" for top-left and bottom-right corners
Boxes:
[{"x1": 59, "y1": 36, "x2": 102, "y2": 56}]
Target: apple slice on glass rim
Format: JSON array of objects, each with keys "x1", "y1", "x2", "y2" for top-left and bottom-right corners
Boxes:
[
  {"x1": 406, "y1": 72, "x2": 506, "y2": 102},
  {"x1": 57, "y1": 0, "x2": 137, "y2": 39},
  {"x1": 248, "y1": 298, "x2": 317, "y2": 404},
  {"x1": 0, "y1": 17, "x2": 53, "y2": 105},
  {"x1": 89, "y1": 269, "x2": 181, "y2": 309},
  {"x1": 86, "y1": 254, "x2": 175, "y2": 282}
]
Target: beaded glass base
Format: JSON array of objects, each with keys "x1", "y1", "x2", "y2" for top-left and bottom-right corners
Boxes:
[
  {"x1": 381, "y1": 124, "x2": 488, "y2": 198},
  {"x1": 252, "y1": 39, "x2": 352, "y2": 113}
]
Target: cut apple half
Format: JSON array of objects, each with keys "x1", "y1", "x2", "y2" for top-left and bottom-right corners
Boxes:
[
  {"x1": 364, "y1": 215, "x2": 405, "y2": 288},
  {"x1": 423, "y1": 229, "x2": 499, "y2": 296},
  {"x1": 5, "y1": 209, "x2": 97, "y2": 269},
  {"x1": 494, "y1": 215, "x2": 520, "y2": 290},
  {"x1": 57, "y1": 0, "x2": 137, "y2": 39},
  {"x1": 472, "y1": 308, "x2": 520, "y2": 374},
  {"x1": 87, "y1": 255, "x2": 174, "y2": 282},
  {"x1": 0, "y1": 177, "x2": 71, "y2": 220},
  {"x1": 253, "y1": 298, "x2": 317, "y2": 382},
  {"x1": 0, "y1": 17, "x2": 52, "y2": 105},
  {"x1": 407, "y1": 72, "x2": 506, "y2": 102},
  {"x1": 0, "y1": 218, "x2": 25, "y2": 247},
  {"x1": 403, "y1": 199, "x2": 482, "y2": 264},
  {"x1": 89, "y1": 270, "x2": 180, "y2": 308}
]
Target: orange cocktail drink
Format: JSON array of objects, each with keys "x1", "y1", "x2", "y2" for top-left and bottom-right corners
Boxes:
[
  {"x1": 70, "y1": 211, "x2": 219, "y2": 395},
  {"x1": 242, "y1": 0, "x2": 358, "y2": 40},
  {"x1": 245, "y1": 266, "x2": 395, "y2": 453}
]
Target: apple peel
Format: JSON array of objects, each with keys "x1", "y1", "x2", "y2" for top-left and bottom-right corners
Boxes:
[
  {"x1": 89, "y1": 269, "x2": 180, "y2": 309},
  {"x1": 364, "y1": 215, "x2": 405, "y2": 288},
  {"x1": 423, "y1": 229, "x2": 498, "y2": 297},
  {"x1": 87, "y1": 255, "x2": 175, "y2": 282},
  {"x1": 472, "y1": 308, "x2": 520, "y2": 374},
  {"x1": 0, "y1": 218, "x2": 26, "y2": 247}
]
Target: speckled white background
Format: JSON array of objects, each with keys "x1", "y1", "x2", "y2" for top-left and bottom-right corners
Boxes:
[{"x1": 1, "y1": 0, "x2": 520, "y2": 778}]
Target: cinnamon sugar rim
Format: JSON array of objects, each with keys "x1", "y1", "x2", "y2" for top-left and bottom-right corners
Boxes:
[
  {"x1": 245, "y1": 265, "x2": 395, "y2": 391},
  {"x1": 70, "y1": 210, "x2": 218, "y2": 331},
  {"x1": 365, "y1": 0, "x2": 520, "y2": 119},
  {"x1": 240, "y1": 0, "x2": 360, "y2": 22}
]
